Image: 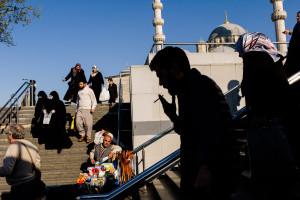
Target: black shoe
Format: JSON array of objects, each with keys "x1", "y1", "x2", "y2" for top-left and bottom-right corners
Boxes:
[{"x1": 57, "y1": 149, "x2": 62, "y2": 154}]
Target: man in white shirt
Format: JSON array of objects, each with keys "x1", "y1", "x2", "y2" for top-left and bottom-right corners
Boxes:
[{"x1": 76, "y1": 79, "x2": 97, "y2": 143}]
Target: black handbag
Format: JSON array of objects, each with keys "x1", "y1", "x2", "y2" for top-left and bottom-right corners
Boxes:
[
  {"x1": 68, "y1": 79, "x2": 76, "y2": 86},
  {"x1": 20, "y1": 142, "x2": 47, "y2": 198}
]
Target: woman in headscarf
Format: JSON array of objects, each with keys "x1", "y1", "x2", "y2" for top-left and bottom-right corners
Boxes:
[
  {"x1": 44, "y1": 91, "x2": 72, "y2": 153},
  {"x1": 32, "y1": 91, "x2": 48, "y2": 143},
  {"x1": 235, "y1": 32, "x2": 299, "y2": 199},
  {"x1": 63, "y1": 63, "x2": 86, "y2": 104},
  {"x1": 87, "y1": 65, "x2": 105, "y2": 103}
]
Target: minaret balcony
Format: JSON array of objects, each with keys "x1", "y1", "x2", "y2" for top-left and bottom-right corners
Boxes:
[
  {"x1": 152, "y1": 2, "x2": 163, "y2": 10},
  {"x1": 152, "y1": 18, "x2": 164, "y2": 26},
  {"x1": 271, "y1": 10, "x2": 287, "y2": 21}
]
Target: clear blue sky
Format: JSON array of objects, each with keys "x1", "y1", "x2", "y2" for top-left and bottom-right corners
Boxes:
[{"x1": 0, "y1": 0, "x2": 298, "y2": 106}]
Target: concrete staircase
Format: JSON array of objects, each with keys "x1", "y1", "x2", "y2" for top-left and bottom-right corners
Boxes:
[{"x1": 0, "y1": 104, "x2": 116, "y2": 197}]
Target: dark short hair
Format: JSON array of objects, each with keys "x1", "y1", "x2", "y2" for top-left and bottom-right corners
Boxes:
[
  {"x1": 78, "y1": 77, "x2": 87, "y2": 83},
  {"x1": 298, "y1": 11, "x2": 300, "y2": 15},
  {"x1": 75, "y1": 63, "x2": 81, "y2": 67},
  {"x1": 149, "y1": 46, "x2": 191, "y2": 74},
  {"x1": 108, "y1": 78, "x2": 113, "y2": 82},
  {"x1": 7, "y1": 124, "x2": 25, "y2": 139}
]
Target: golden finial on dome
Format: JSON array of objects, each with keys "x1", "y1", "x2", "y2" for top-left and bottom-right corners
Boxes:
[{"x1": 224, "y1": 10, "x2": 229, "y2": 24}]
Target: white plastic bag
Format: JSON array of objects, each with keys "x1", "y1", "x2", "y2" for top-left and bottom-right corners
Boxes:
[
  {"x1": 99, "y1": 87, "x2": 110, "y2": 102},
  {"x1": 43, "y1": 112, "x2": 52, "y2": 124}
]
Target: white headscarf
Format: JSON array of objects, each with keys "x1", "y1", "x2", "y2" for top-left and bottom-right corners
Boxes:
[{"x1": 91, "y1": 65, "x2": 99, "y2": 77}]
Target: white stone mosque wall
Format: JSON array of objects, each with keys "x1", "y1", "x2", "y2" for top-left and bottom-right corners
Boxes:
[{"x1": 130, "y1": 51, "x2": 245, "y2": 172}]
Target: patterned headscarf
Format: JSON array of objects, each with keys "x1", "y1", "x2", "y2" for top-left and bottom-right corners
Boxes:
[{"x1": 234, "y1": 32, "x2": 281, "y2": 62}]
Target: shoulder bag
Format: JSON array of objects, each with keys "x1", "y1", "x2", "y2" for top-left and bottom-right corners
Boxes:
[{"x1": 20, "y1": 142, "x2": 47, "y2": 199}]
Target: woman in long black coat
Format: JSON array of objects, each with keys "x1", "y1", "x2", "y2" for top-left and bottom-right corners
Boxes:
[
  {"x1": 32, "y1": 91, "x2": 48, "y2": 143},
  {"x1": 87, "y1": 65, "x2": 104, "y2": 103},
  {"x1": 44, "y1": 91, "x2": 72, "y2": 153},
  {"x1": 63, "y1": 63, "x2": 86, "y2": 103}
]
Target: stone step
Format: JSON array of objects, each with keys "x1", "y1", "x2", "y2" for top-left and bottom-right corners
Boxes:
[
  {"x1": 152, "y1": 175, "x2": 181, "y2": 200},
  {"x1": 20, "y1": 106, "x2": 35, "y2": 111},
  {"x1": 164, "y1": 169, "x2": 180, "y2": 189},
  {"x1": 139, "y1": 183, "x2": 160, "y2": 200}
]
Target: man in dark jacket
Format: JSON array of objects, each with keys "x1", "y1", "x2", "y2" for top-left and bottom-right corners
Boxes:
[
  {"x1": 108, "y1": 78, "x2": 118, "y2": 107},
  {"x1": 283, "y1": 11, "x2": 300, "y2": 78},
  {"x1": 149, "y1": 47, "x2": 241, "y2": 199}
]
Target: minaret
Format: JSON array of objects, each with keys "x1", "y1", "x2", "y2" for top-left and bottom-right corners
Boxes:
[
  {"x1": 270, "y1": 0, "x2": 287, "y2": 53},
  {"x1": 152, "y1": 0, "x2": 165, "y2": 52}
]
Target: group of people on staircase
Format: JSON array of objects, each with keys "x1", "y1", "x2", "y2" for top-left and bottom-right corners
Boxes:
[{"x1": 62, "y1": 63, "x2": 118, "y2": 106}]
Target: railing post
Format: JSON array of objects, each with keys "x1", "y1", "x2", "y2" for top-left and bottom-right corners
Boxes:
[
  {"x1": 117, "y1": 73, "x2": 122, "y2": 146},
  {"x1": 142, "y1": 147, "x2": 145, "y2": 172},
  {"x1": 30, "y1": 80, "x2": 34, "y2": 106},
  {"x1": 135, "y1": 154, "x2": 139, "y2": 175},
  {"x1": 15, "y1": 97, "x2": 19, "y2": 124},
  {"x1": 9, "y1": 94, "x2": 13, "y2": 125}
]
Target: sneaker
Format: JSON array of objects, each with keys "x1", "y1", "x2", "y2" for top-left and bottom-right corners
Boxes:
[
  {"x1": 78, "y1": 136, "x2": 85, "y2": 142},
  {"x1": 86, "y1": 139, "x2": 92, "y2": 143}
]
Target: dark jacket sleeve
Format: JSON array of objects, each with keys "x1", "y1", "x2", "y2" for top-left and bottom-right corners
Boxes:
[
  {"x1": 97, "y1": 72, "x2": 104, "y2": 85},
  {"x1": 65, "y1": 69, "x2": 73, "y2": 81},
  {"x1": 113, "y1": 83, "x2": 118, "y2": 98},
  {"x1": 88, "y1": 75, "x2": 92, "y2": 85}
]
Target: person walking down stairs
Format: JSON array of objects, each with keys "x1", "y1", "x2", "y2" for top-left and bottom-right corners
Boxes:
[
  {"x1": 44, "y1": 91, "x2": 73, "y2": 154},
  {"x1": 0, "y1": 124, "x2": 42, "y2": 200},
  {"x1": 76, "y1": 79, "x2": 97, "y2": 143}
]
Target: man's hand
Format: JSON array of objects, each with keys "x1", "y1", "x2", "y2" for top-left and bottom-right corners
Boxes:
[
  {"x1": 100, "y1": 129, "x2": 106, "y2": 135},
  {"x1": 283, "y1": 30, "x2": 291, "y2": 35},
  {"x1": 91, "y1": 158, "x2": 95, "y2": 165},
  {"x1": 108, "y1": 152, "x2": 114, "y2": 159},
  {"x1": 62, "y1": 79, "x2": 66, "y2": 82},
  {"x1": 194, "y1": 165, "x2": 211, "y2": 190},
  {"x1": 51, "y1": 110, "x2": 56, "y2": 114},
  {"x1": 90, "y1": 109, "x2": 95, "y2": 113},
  {"x1": 159, "y1": 95, "x2": 178, "y2": 122}
]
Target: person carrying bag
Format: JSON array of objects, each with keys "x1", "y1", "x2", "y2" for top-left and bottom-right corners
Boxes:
[
  {"x1": 99, "y1": 87, "x2": 110, "y2": 102},
  {"x1": 19, "y1": 142, "x2": 47, "y2": 200}
]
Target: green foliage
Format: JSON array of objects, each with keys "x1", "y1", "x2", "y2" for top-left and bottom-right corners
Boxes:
[{"x1": 0, "y1": 0, "x2": 41, "y2": 46}]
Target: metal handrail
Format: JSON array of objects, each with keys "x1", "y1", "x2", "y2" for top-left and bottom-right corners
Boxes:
[
  {"x1": 0, "y1": 81, "x2": 32, "y2": 122},
  {"x1": 131, "y1": 126, "x2": 174, "y2": 155},
  {"x1": 0, "y1": 82, "x2": 28, "y2": 114},
  {"x1": 76, "y1": 149, "x2": 180, "y2": 200},
  {"x1": 150, "y1": 42, "x2": 289, "y2": 53}
]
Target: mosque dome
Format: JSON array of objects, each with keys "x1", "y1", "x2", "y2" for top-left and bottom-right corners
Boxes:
[
  {"x1": 208, "y1": 23, "x2": 246, "y2": 42},
  {"x1": 206, "y1": 12, "x2": 246, "y2": 52}
]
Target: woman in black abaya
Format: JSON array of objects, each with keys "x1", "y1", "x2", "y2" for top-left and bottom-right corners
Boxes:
[
  {"x1": 44, "y1": 91, "x2": 72, "y2": 153},
  {"x1": 63, "y1": 63, "x2": 86, "y2": 104},
  {"x1": 87, "y1": 65, "x2": 105, "y2": 103},
  {"x1": 32, "y1": 91, "x2": 48, "y2": 143}
]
